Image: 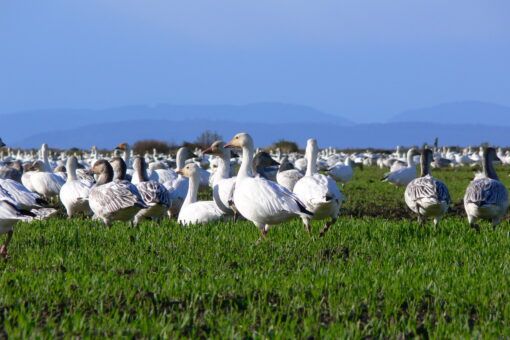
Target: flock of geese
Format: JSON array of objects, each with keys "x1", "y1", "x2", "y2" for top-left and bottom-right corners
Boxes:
[{"x1": 0, "y1": 134, "x2": 508, "y2": 259}]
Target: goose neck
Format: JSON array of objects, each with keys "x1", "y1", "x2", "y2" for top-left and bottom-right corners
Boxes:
[
  {"x1": 183, "y1": 172, "x2": 200, "y2": 206},
  {"x1": 483, "y1": 153, "x2": 499, "y2": 180},
  {"x1": 305, "y1": 147, "x2": 318, "y2": 176},
  {"x1": 420, "y1": 152, "x2": 431, "y2": 177},
  {"x1": 237, "y1": 145, "x2": 254, "y2": 180}
]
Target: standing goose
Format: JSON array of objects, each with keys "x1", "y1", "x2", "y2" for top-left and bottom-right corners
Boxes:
[
  {"x1": 202, "y1": 141, "x2": 237, "y2": 216},
  {"x1": 59, "y1": 156, "x2": 93, "y2": 218},
  {"x1": 177, "y1": 163, "x2": 223, "y2": 225},
  {"x1": 381, "y1": 148, "x2": 420, "y2": 187},
  {"x1": 131, "y1": 157, "x2": 171, "y2": 225},
  {"x1": 224, "y1": 133, "x2": 312, "y2": 238},
  {"x1": 464, "y1": 147, "x2": 508, "y2": 231},
  {"x1": 28, "y1": 161, "x2": 65, "y2": 200},
  {"x1": 327, "y1": 157, "x2": 354, "y2": 186},
  {"x1": 163, "y1": 147, "x2": 196, "y2": 218},
  {"x1": 293, "y1": 138, "x2": 345, "y2": 236},
  {"x1": 89, "y1": 160, "x2": 147, "y2": 226},
  {"x1": 404, "y1": 148, "x2": 451, "y2": 227}
]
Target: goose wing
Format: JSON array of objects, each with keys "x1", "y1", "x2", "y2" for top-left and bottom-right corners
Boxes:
[
  {"x1": 136, "y1": 180, "x2": 170, "y2": 207},
  {"x1": 90, "y1": 182, "x2": 146, "y2": 216},
  {"x1": 465, "y1": 178, "x2": 508, "y2": 207},
  {"x1": 405, "y1": 175, "x2": 451, "y2": 203}
]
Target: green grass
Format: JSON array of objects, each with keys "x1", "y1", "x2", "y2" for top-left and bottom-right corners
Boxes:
[{"x1": 1, "y1": 165, "x2": 510, "y2": 338}]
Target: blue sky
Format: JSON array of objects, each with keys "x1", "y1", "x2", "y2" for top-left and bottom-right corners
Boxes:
[{"x1": 1, "y1": 0, "x2": 509, "y2": 122}]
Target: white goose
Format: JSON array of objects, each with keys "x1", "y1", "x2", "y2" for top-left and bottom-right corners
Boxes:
[
  {"x1": 327, "y1": 157, "x2": 354, "y2": 186},
  {"x1": 381, "y1": 148, "x2": 419, "y2": 187},
  {"x1": 163, "y1": 147, "x2": 195, "y2": 218},
  {"x1": 177, "y1": 163, "x2": 223, "y2": 225},
  {"x1": 89, "y1": 160, "x2": 147, "y2": 226},
  {"x1": 59, "y1": 156, "x2": 93, "y2": 218},
  {"x1": 464, "y1": 147, "x2": 508, "y2": 231},
  {"x1": 131, "y1": 157, "x2": 171, "y2": 225},
  {"x1": 202, "y1": 141, "x2": 237, "y2": 217},
  {"x1": 293, "y1": 138, "x2": 345, "y2": 236},
  {"x1": 224, "y1": 133, "x2": 312, "y2": 238},
  {"x1": 405, "y1": 148, "x2": 451, "y2": 227}
]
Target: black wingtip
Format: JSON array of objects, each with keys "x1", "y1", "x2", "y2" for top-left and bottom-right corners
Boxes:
[
  {"x1": 36, "y1": 198, "x2": 48, "y2": 206},
  {"x1": 295, "y1": 199, "x2": 313, "y2": 217}
]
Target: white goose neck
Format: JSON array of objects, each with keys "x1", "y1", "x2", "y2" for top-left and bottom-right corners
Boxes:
[
  {"x1": 305, "y1": 143, "x2": 318, "y2": 176},
  {"x1": 237, "y1": 143, "x2": 254, "y2": 180},
  {"x1": 183, "y1": 172, "x2": 200, "y2": 206}
]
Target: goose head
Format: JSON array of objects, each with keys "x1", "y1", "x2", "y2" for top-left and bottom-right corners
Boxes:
[
  {"x1": 133, "y1": 156, "x2": 149, "y2": 181},
  {"x1": 176, "y1": 163, "x2": 200, "y2": 180},
  {"x1": 92, "y1": 159, "x2": 114, "y2": 185},
  {"x1": 66, "y1": 156, "x2": 79, "y2": 172},
  {"x1": 115, "y1": 142, "x2": 129, "y2": 151},
  {"x1": 28, "y1": 160, "x2": 46, "y2": 172},
  {"x1": 109, "y1": 157, "x2": 127, "y2": 180},
  {"x1": 305, "y1": 138, "x2": 319, "y2": 157},
  {"x1": 225, "y1": 133, "x2": 253, "y2": 150},
  {"x1": 202, "y1": 140, "x2": 227, "y2": 156}
]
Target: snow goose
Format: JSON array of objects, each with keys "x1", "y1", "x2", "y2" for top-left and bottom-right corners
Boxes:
[
  {"x1": 177, "y1": 163, "x2": 223, "y2": 225},
  {"x1": 381, "y1": 148, "x2": 419, "y2": 187},
  {"x1": 293, "y1": 138, "x2": 345, "y2": 236},
  {"x1": 163, "y1": 147, "x2": 196, "y2": 218},
  {"x1": 202, "y1": 141, "x2": 237, "y2": 216},
  {"x1": 131, "y1": 157, "x2": 171, "y2": 225},
  {"x1": 327, "y1": 157, "x2": 354, "y2": 186},
  {"x1": 59, "y1": 156, "x2": 93, "y2": 218},
  {"x1": 28, "y1": 161, "x2": 65, "y2": 200},
  {"x1": 89, "y1": 160, "x2": 147, "y2": 226},
  {"x1": 464, "y1": 147, "x2": 508, "y2": 231},
  {"x1": 276, "y1": 157, "x2": 304, "y2": 191},
  {"x1": 0, "y1": 178, "x2": 47, "y2": 211},
  {"x1": 0, "y1": 199, "x2": 36, "y2": 259},
  {"x1": 224, "y1": 133, "x2": 312, "y2": 238},
  {"x1": 405, "y1": 148, "x2": 451, "y2": 227}
]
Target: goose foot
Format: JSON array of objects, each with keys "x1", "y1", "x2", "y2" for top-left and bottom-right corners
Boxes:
[
  {"x1": 0, "y1": 246, "x2": 7, "y2": 260},
  {"x1": 470, "y1": 223, "x2": 480, "y2": 232},
  {"x1": 305, "y1": 224, "x2": 311, "y2": 233}
]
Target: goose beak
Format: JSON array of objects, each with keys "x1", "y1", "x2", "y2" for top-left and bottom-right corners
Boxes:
[
  {"x1": 176, "y1": 169, "x2": 183, "y2": 175},
  {"x1": 202, "y1": 146, "x2": 213, "y2": 154},
  {"x1": 224, "y1": 140, "x2": 235, "y2": 148}
]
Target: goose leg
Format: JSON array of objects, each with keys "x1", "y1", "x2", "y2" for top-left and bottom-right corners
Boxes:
[
  {"x1": 492, "y1": 218, "x2": 501, "y2": 231},
  {"x1": 1, "y1": 231, "x2": 13, "y2": 260},
  {"x1": 468, "y1": 215, "x2": 480, "y2": 232},
  {"x1": 320, "y1": 218, "x2": 337, "y2": 237}
]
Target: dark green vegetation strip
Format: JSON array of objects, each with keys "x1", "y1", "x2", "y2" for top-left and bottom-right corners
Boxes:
[{"x1": 1, "y1": 165, "x2": 509, "y2": 338}]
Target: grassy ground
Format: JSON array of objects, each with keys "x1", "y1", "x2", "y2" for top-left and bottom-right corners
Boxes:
[{"x1": 1, "y1": 165, "x2": 510, "y2": 338}]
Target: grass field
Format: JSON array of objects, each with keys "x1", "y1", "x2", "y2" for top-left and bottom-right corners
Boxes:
[{"x1": 1, "y1": 165, "x2": 510, "y2": 338}]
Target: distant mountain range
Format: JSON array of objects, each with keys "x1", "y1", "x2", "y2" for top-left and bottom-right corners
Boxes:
[
  {"x1": 389, "y1": 101, "x2": 510, "y2": 126},
  {"x1": 3, "y1": 101, "x2": 510, "y2": 149}
]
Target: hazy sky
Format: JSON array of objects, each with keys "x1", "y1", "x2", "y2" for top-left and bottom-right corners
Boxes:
[{"x1": 1, "y1": 0, "x2": 509, "y2": 122}]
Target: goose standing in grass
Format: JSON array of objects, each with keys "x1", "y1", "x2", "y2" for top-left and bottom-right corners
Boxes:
[
  {"x1": 89, "y1": 160, "x2": 147, "y2": 226},
  {"x1": 224, "y1": 133, "x2": 312, "y2": 238},
  {"x1": 327, "y1": 157, "x2": 354, "y2": 186},
  {"x1": 464, "y1": 147, "x2": 508, "y2": 231},
  {"x1": 177, "y1": 163, "x2": 223, "y2": 225},
  {"x1": 293, "y1": 138, "x2": 345, "y2": 236},
  {"x1": 60, "y1": 156, "x2": 93, "y2": 218},
  {"x1": 131, "y1": 157, "x2": 171, "y2": 225},
  {"x1": 0, "y1": 199, "x2": 36, "y2": 259},
  {"x1": 276, "y1": 157, "x2": 304, "y2": 191},
  {"x1": 381, "y1": 148, "x2": 420, "y2": 187},
  {"x1": 202, "y1": 141, "x2": 237, "y2": 217},
  {"x1": 404, "y1": 148, "x2": 451, "y2": 227},
  {"x1": 163, "y1": 147, "x2": 196, "y2": 218}
]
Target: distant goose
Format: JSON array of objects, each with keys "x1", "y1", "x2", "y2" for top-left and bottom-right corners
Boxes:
[
  {"x1": 202, "y1": 141, "x2": 237, "y2": 217},
  {"x1": 381, "y1": 148, "x2": 419, "y2": 187},
  {"x1": 327, "y1": 158, "x2": 354, "y2": 186},
  {"x1": 28, "y1": 161, "x2": 65, "y2": 200},
  {"x1": 177, "y1": 163, "x2": 223, "y2": 225},
  {"x1": 276, "y1": 157, "x2": 304, "y2": 191},
  {"x1": 253, "y1": 151, "x2": 280, "y2": 181},
  {"x1": 89, "y1": 160, "x2": 147, "y2": 226},
  {"x1": 404, "y1": 148, "x2": 451, "y2": 227},
  {"x1": 59, "y1": 156, "x2": 93, "y2": 218},
  {"x1": 293, "y1": 138, "x2": 345, "y2": 236},
  {"x1": 131, "y1": 157, "x2": 171, "y2": 225},
  {"x1": 464, "y1": 147, "x2": 508, "y2": 231},
  {"x1": 225, "y1": 132, "x2": 312, "y2": 238}
]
